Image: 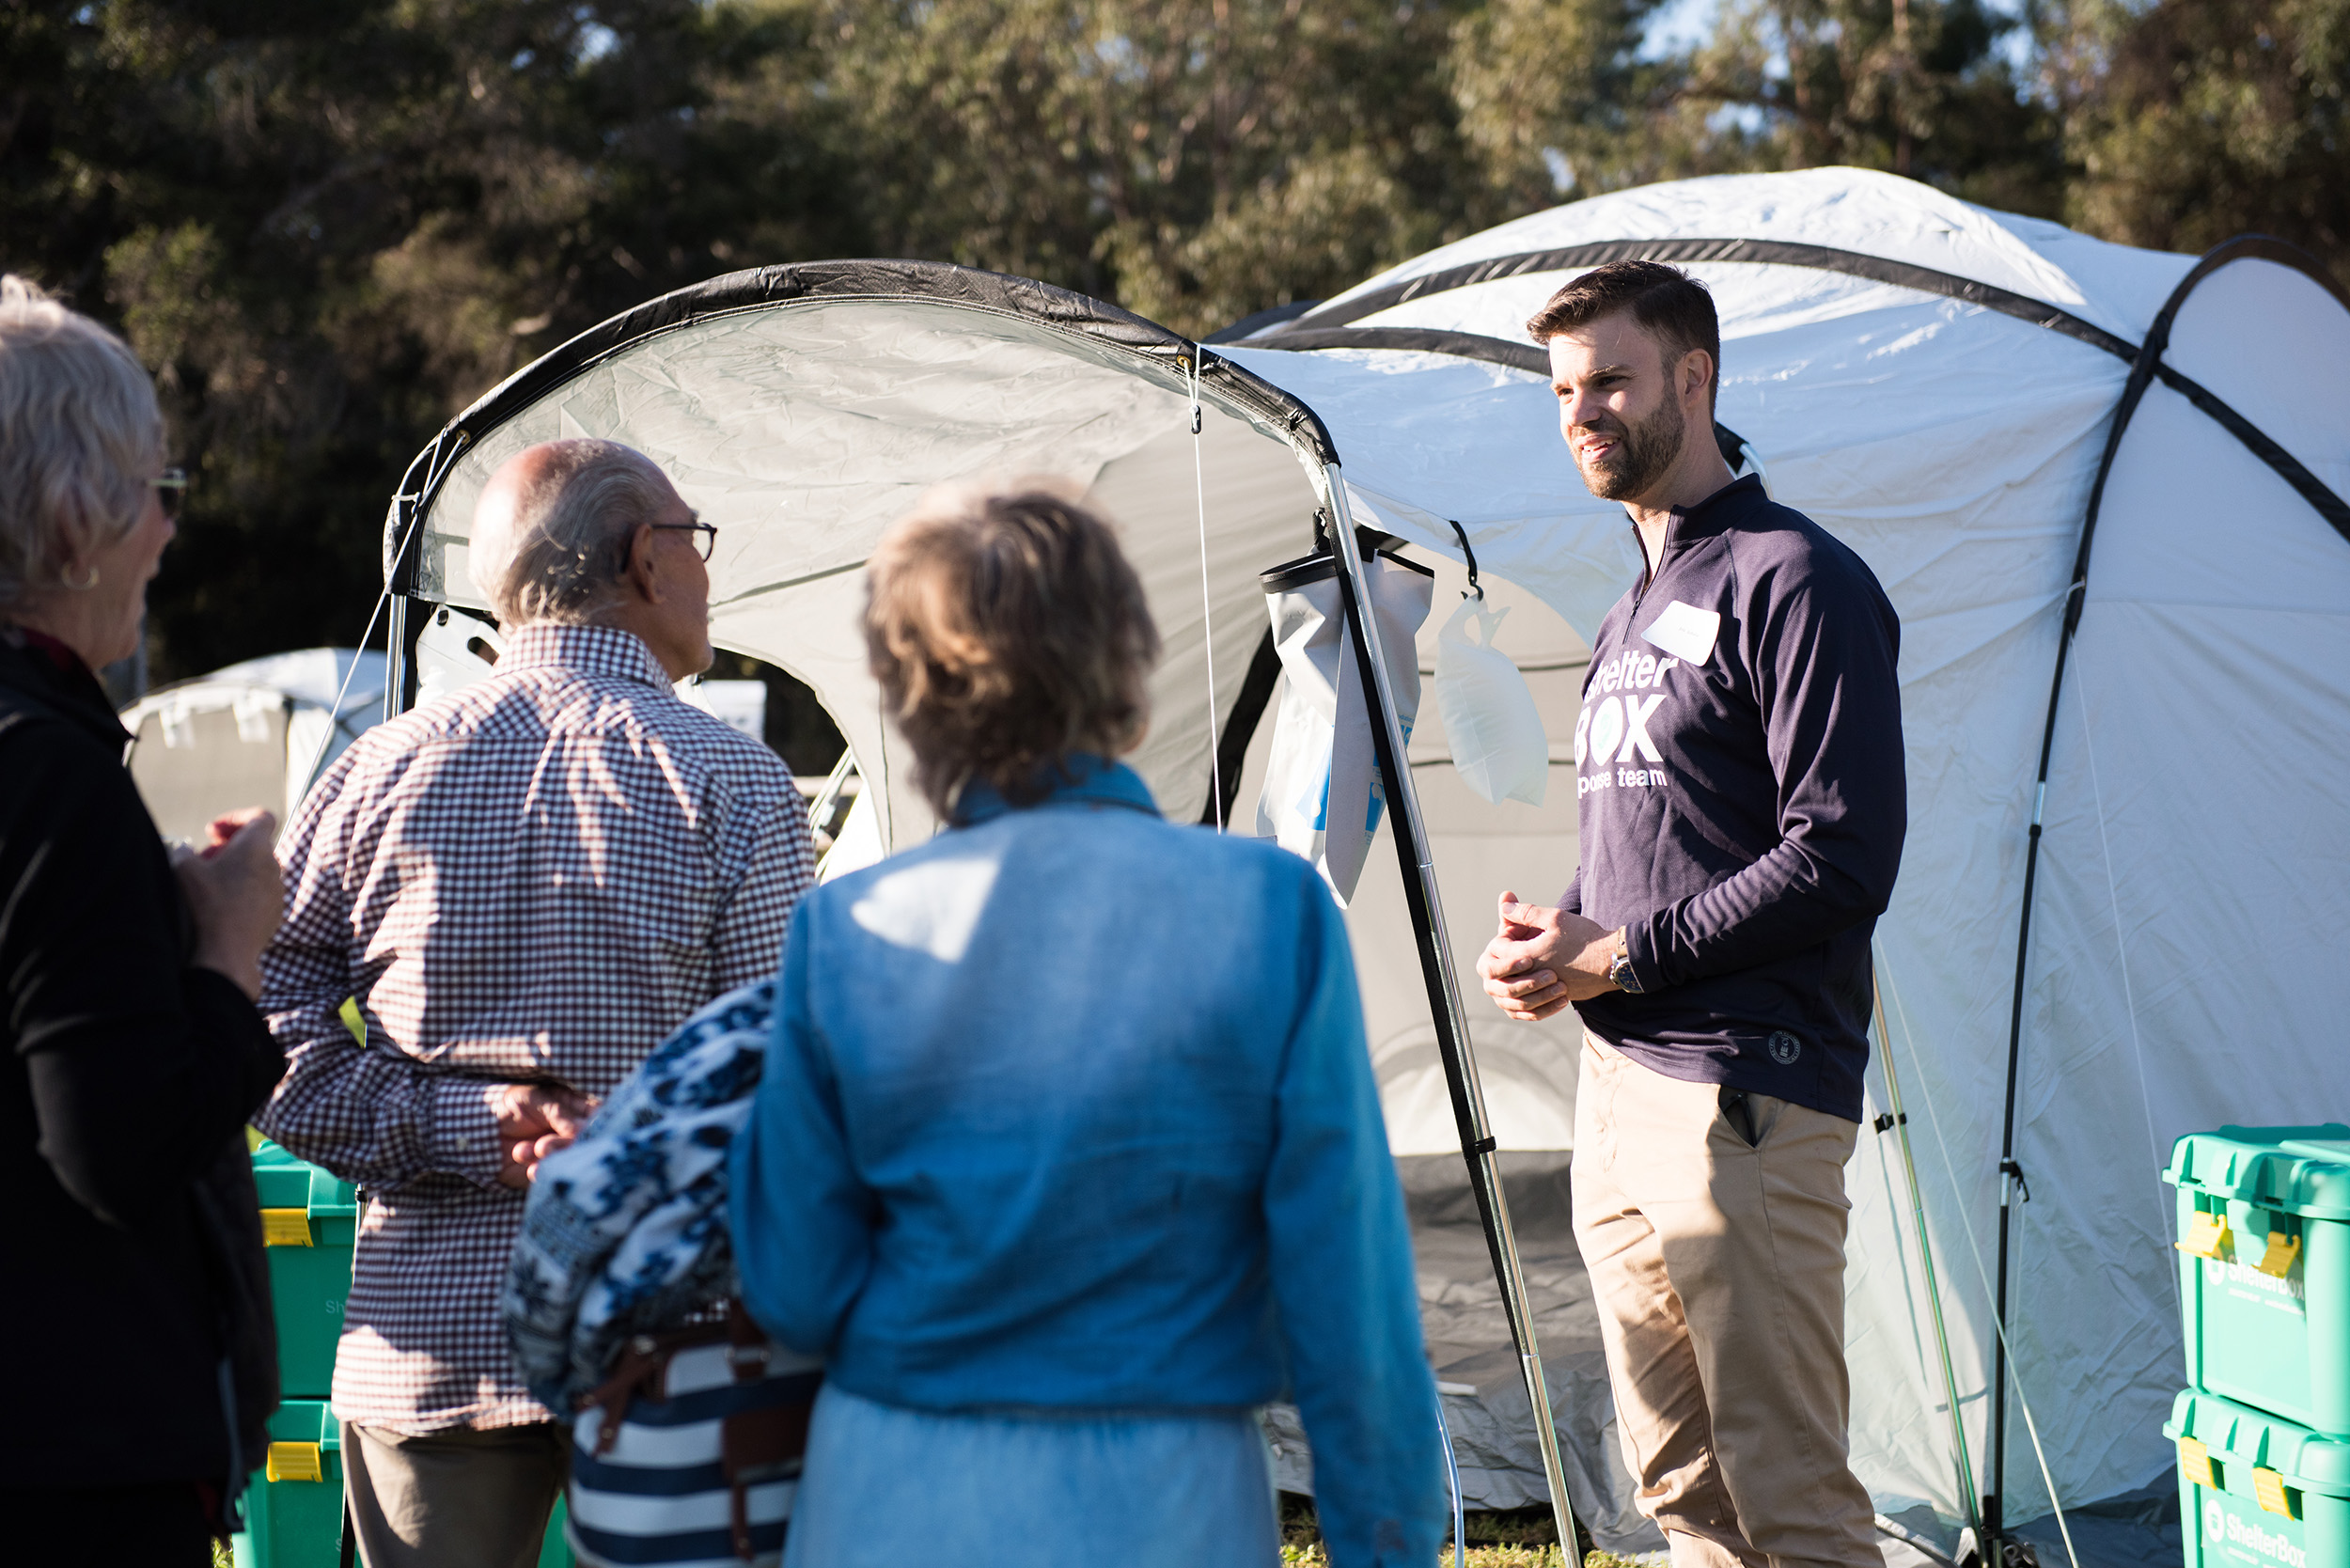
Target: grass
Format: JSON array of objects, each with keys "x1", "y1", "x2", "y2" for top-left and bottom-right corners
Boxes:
[
  {"x1": 1277, "y1": 1496, "x2": 1656, "y2": 1567},
  {"x1": 217, "y1": 1483, "x2": 1653, "y2": 1565},
  {"x1": 1278, "y1": 1549, "x2": 1647, "y2": 1566}
]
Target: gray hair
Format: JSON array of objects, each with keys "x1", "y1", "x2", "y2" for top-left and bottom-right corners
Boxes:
[
  {"x1": 469, "y1": 440, "x2": 677, "y2": 626},
  {"x1": 0, "y1": 275, "x2": 165, "y2": 610}
]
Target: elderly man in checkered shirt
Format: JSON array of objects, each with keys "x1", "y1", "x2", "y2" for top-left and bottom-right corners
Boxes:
[{"x1": 257, "y1": 439, "x2": 815, "y2": 1568}]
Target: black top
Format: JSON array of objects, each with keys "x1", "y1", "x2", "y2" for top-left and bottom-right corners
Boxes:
[
  {"x1": 0, "y1": 631, "x2": 284, "y2": 1489},
  {"x1": 1565, "y1": 475, "x2": 1906, "y2": 1121}
]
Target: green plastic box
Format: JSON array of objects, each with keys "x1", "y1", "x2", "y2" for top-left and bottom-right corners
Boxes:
[
  {"x1": 2165, "y1": 1125, "x2": 2350, "y2": 1435},
  {"x1": 228, "y1": 1402, "x2": 575, "y2": 1566},
  {"x1": 229, "y1": 1400, "x2": 343, "y2": 1568},
  {"x1": 250, "y1": 1139, "x2": 359, "y2": 1399},
  {"x1": 2166, "y1": 1388, "x2": 2350, "y2": 1568}
]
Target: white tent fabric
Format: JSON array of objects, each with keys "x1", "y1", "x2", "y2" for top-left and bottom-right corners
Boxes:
[
  {"x1": 120, "y1": 648, "x2": 386, "y2": 842},
  {"x1": 1220, "y1": 166, "x2": 2350, "y2": 1534},
  {"x1": 400, "y1": 276, "x2": 1326, "y2": 855}
]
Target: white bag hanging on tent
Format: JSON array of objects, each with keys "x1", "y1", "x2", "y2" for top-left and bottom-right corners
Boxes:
[
  {"x1": 1253, "y1": 541, "x2": 1434, "y2": 904},
  {"x1": 1432, "y1": 597, "x2": 1548, "y2": 807}
]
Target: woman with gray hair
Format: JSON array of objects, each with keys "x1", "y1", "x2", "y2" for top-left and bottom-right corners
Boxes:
[
  {"x1": 0, "y1": 275, "x2": 290, "y2": 1562},
  {"x1": 728, "y1": 482, "x2": 1444, "y2": 1566}
]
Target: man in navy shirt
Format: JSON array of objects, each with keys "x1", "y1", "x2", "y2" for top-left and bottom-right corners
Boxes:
[{"x1": 1478, "y1": 261, "x2": 1904, "y2": 1568}]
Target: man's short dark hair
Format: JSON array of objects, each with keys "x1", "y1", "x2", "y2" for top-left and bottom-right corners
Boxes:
[{"x1": 1526, "y1": 260, "x2": 1722, "y2": 409}]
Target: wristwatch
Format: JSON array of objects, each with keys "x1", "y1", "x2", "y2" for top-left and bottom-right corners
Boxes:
[{"x1": 1606, "y1": 929, "x2": 1644, "y2": 995}]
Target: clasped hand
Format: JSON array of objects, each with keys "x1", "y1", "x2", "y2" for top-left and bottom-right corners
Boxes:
[
  {"x1": 1475, "y1": 890, "x2": 1620, "y2": 1022},
  {"x1": 494, "y1": 1083, "x2": 599, "y2": 1188}
]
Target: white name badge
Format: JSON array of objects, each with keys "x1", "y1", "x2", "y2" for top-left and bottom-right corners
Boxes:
[{"x1": 1641, "y1": 600, "x2": 1720, "y2": 666}]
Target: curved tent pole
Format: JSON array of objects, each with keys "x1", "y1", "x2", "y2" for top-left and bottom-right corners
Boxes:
[
  {"x1": 1250, "y1": 239, "x2": 2350, "y2": 543},
  {"x1": 377, "y1": 259, "x2": 1344, "y2": 739},
  {"x1": 1323, "y1": 467, "x2": 1582, "y2": 1557},
  {"x1": 383, "y1": 426, "x2": 474, "y2": 721},
  {"x1": 1982, "y1": 233, "x2": 2350, "y2": 1558}
]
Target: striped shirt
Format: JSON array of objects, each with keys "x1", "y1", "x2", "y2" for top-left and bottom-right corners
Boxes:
[{"x1": 258, "y1": 623, "x2": 812, "y2": 1433}]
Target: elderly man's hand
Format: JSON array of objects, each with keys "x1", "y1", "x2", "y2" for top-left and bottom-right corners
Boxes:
[
  {"x1": 494, "y1": 1083, "x2": 599, "y2": 1188},
  {"x1": 1475, "y1": 890, "x2": 1621, "y2": 1021}
]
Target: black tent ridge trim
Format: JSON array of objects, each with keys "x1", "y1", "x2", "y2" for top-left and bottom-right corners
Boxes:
[
  {"x1": 1246, "y1": 235, "x2": 2350, "y2": 546},
  {"x1": 384, "y1": 259, "x2": 1342, "y2": 596},
  {"x1": 376, "y1": 256, "x2": 1346, "y2": 840}
]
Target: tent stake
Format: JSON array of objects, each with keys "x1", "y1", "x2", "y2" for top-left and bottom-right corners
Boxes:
[{"x1": 1323, "y1": 470, "x2": 1582, "y2": 1560}]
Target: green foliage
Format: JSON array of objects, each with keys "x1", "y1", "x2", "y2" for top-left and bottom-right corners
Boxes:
[
  {"x1": 2, "y1": 0, "x2": 863, "y2": 679},
  {"x1": 2, "y1": 0, "x2": 2340, "y2": 682},
  {"x1": 2060, "y1": 0, "x2": 2350, "y2": 274},
  {"x1": 1673, "y1": 0, "x2": 2065, "y2": 212},
  {"x1": 805, "y1": 0, "x2": 1484, "y2": 334}
]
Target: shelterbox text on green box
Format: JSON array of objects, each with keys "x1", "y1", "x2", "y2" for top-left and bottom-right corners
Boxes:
[
  {"x1": 2166, "y1": 1126, "x2": 2350, "y2": 1436},
  {"x1": 2167, "y1": 1388, "x2": 2350, "y2": 1568}
]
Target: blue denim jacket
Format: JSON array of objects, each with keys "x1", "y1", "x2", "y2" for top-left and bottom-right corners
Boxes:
[{"x1": 728, "y1": 758, "x2": 1442, "y2": 1565}]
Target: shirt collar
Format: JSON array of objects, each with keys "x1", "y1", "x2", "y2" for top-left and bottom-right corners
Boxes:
[
  {"x1": 950, "y1": 753, "x2": 1162, "y2": 827},
  {"x1": 0, "y1": 623, "x2": 130, "y2": 745},
  {"x1": 1660, "y1": 472, "x2": 1764, "y2": 546},
  {"x1": 497, "y1": 623, "x2": 673, "y2": 689}
]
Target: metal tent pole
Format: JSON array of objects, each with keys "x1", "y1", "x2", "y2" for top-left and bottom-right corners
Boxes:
[
  {"x1": 1871, "y1": 962, "x2": 1981, "y2": 1543},
  {"x1": 1322, "y1": 466, "x2": 1582, "y2": 1560}
]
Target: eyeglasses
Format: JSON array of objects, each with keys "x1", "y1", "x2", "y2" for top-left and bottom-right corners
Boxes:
[
  {"x1": 651, "y1": 520, "x2": 719, "y2": 561},
  {"x1": 151, "y1": 466, "x2": 188, "y2": 521}
]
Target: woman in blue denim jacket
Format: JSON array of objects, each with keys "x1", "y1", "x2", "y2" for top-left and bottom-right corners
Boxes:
[{"x1": 728, "y1": 481, "x2": 1443, "y2": 1566}]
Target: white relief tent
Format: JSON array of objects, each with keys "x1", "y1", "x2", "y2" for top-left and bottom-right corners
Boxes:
[
  {"x1": 1217, "y1": 165, "x2": 2350, "y2": 1557},
  {"x1": 120, "y1": 648, "x2": 387, "y2": 844}
]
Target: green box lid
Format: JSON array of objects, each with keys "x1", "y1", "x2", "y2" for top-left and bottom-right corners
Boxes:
[
  {"x1": 2163, "y1": 1124, "x2": 2350, "y2": 1220},
  {"x1": 249, "y1": 1139, "x2": 360, "y2": 1218},
  {"x1": 263, "y1": 1399, "x2": 341, "y2": 1449},
  {"x1": 2166, "y1": 1388, "x2": 2350, "y2": 1495}
]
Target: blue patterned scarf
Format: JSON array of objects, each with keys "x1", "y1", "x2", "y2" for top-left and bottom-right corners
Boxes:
[{"x1": 503, "y1": 980, "x2": 775, "y2": 1413}]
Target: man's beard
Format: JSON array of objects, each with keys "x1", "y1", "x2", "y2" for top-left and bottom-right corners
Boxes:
[{"x1": 1574, "y1": 396, "x2": 1685, "y2": 501}]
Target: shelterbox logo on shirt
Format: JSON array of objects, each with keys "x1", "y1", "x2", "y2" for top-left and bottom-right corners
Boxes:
[{"x1": 1574, "y1": 599, "x2": 1716, "y2": 798}]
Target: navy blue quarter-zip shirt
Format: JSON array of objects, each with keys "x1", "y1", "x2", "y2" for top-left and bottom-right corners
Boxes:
[{"x1": 1565, "y1": 472, "x2": 1904, "y2": 1121}]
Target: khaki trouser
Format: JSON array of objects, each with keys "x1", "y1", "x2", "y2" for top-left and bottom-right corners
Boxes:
[
  {"x1": 342, "y1": 1420, "x2": 568, "y2": 1568},
  {"x1": 1571, "y1": 1034, "x2": 1878, "y2": 1568}
]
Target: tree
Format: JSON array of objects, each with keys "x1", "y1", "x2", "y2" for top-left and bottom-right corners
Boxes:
[
  {"x1": 2, "y1": 0, "x2": 857, "y2": 681},
  {"x1": 2060, "y1": 0, "x2": 2350, "y2": 274},
  {"x1": 807, "y1": 0, "x2": 1488, "y2": 337}
]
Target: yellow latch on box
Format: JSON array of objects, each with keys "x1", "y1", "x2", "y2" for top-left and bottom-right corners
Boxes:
[
  {"x1": 265, "y1": 1442, "x2": 325, "y2": 1483},
  {"x1": 2252, "y1": 1466, "x2": 2297, "y2": 1520},
  {"x1": 2178, "y1": 1435, "x2": 2216, "y2": 1489},
  {"x1": 2177, "y1": 1210, "x2": 2231, "y2": 1260},
  {"x1": 2257, "y1": 1230, "x2": 2302, "y2": 1278},
  {"x1": 259, "y1": 1208, "x2": 313, "y2": 1247}
]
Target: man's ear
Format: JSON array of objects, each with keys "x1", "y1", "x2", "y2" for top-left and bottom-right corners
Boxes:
[
  {"x1": 1682, "y1": 348, "x2": 1715, "y2": 408},
  {"x1": 621, "y1": 524, "x2": 662, "y2": 604}
]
